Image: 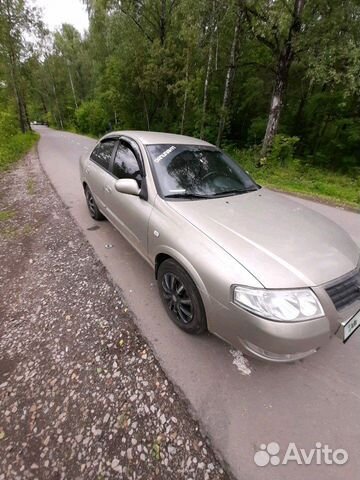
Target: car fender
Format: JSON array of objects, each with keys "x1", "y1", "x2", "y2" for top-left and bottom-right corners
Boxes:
[
  {"x1": 148, "y1": 197, "x2": 262, "y2": 327},
  {"x1": 153, "y1": 244, "x2": 210, "y2": 300}
]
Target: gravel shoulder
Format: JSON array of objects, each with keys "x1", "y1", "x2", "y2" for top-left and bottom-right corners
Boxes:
[{"x1": 0, "y1": 150, "x2": 229, "y2": 480}]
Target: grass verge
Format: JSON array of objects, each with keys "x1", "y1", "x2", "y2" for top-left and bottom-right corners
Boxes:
[
  {"x1": 0, "y1": 210, "x2": 15, "y2": 221},
  {"x1": 0, "y1": 131, "x2": 39, "y2": 172},
  {"x1": 230, "y1": 149, "x2": 360, "y2": 210}
]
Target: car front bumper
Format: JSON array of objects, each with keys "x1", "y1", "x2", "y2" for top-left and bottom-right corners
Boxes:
[{"x1": 206, "y1": 286, "x2": 360, "y2": 363}]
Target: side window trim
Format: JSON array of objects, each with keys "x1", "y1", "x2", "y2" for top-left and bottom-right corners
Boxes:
[
  {"x1": 108, "y1": 139, "x2": 120, "y2": 174},
  {"x1": 90, "y1": 137, "x2": 118, "y2": 173},
  {"x1": 89, "y1": 142, "x2": 100, "y2": 165},
  {"x1": 112, "y1": 137, "x2": 148, "y2": 201},
  {"x1": 119, "y1": 136, "x2": 145, "y2": 177}
]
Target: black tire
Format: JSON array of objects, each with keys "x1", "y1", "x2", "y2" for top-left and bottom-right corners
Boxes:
[
  {"x1": 84, "y1": 185, "x2": 105, "y2": 221},
  {"x1": 157, "y1": 259, "x2": 207, "y2": 335}
]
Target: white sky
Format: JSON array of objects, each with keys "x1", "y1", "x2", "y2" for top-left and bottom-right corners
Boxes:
[{"x1": 32, "y1": 0, "x2": 89, "y2": 33}]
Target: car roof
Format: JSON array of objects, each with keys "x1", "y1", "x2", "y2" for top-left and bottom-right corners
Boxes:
[{"x1": 101, "y1": 130, "x2": 214, "y2": 147}]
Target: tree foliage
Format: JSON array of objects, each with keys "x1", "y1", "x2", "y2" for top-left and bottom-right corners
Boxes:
[{"x1": 1, "y1": 0, "x2": 360, "y2": 170}]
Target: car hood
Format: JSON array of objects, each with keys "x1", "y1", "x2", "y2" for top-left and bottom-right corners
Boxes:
[{"x1": 168, "y1": 189, "x2": 359, "y2": 288}]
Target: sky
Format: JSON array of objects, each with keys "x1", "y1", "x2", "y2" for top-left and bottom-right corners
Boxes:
[{"x1": 32, "y1": 0, "x2": 89, "y2": 34}]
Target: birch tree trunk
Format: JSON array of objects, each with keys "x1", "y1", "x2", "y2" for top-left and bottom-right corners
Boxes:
[
  {"x1": 67, "y1": 61, "x2": 78, "y2": 109},
  {"x1": 180, "y1": 50, "x2": 190, "y2": 135},
  {"x1": 52, "y1": 82, "x2": 64, "y2": 130},
  {"x1": 45, "y1": 53, "x2": 64, "y2": 129},
  {"x1": 200, "y1": 37, "x2": 214, "y2": 139},
  {"x1": 143, "y1": 95, "x2": 150, "y2": 131},
  {"x1": 200, "y1": 0, "x2": 217, "y2": 139},
  {"x1": 260, "y1": 53, "x2": 290, "y2": 156},
  {"x1": 216, "y1": 8, "x2": 242, "y2": 147},
  {"x1": 260, "y1": 0, "x2": 306, "y2": 156}
]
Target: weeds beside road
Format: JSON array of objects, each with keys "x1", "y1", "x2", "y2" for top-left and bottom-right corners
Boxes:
[
  {"x1": 231, "y1": 148, "x2": 360, "y2": 210},
  {"x1": 0, "y1": 131, "x2": 39, "y2": 172},
  {"x1": 0, "y1": 150, "x2": 228, "y2": 480}
]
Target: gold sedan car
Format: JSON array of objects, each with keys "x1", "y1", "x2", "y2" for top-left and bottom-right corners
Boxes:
[{"x1": 80, "y1": 131, "x2": 360, "y2": 362}]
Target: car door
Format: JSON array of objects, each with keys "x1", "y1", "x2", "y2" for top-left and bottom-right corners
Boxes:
[
  {"x1": 103, "y1": 138, "x2": 153, "y2": 258},
  {"x1": 85, "y1": 138, "x2": 117, "y2": 211}
]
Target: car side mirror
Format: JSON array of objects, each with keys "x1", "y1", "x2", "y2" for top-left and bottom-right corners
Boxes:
[{"x1": 114, "y1": 178, "x2": 140, "y2": 196}]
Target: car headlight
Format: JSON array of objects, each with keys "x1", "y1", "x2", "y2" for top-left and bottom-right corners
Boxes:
[{"x1": 233, "y1": 286, "x2": 324, "y2": 321}]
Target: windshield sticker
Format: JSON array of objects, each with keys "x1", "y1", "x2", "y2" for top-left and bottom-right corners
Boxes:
[{"x1": 154, "y1": 146, "x2": 176, "y2": 163}]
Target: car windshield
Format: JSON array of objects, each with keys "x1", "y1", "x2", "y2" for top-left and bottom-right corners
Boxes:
[{"x1": 147, "y1": 144, "x2": 259, "y2": 199}]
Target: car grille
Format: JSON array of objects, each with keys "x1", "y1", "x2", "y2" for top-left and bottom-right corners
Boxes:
[{"x1": 326, "y1": 270, "x2": 360, "y2": 310}]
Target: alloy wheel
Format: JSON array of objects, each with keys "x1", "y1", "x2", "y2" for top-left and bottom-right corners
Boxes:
[{"x1": 161, "y1": 273, "x2": 193, "y2": 324}]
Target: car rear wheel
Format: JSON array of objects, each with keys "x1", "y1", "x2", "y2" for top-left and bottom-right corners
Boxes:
[
  {"x1": 85, "y1": 185, "x2": 105, "y2": 221},
  {"x1": 157, "y1": 259, "x2": 207, "y2": 334}
]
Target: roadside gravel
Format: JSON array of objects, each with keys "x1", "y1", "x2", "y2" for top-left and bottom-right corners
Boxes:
[{"x1": 0, "y1": 151, "x2": 229, "y2": 480}]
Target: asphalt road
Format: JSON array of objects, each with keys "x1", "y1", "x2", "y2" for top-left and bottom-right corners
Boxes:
[{"x1": 36, "y1": 126, "x2": 360, "y2": 480}]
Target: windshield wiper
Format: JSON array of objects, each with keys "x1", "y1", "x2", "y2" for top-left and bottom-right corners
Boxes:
[
  {"x1": 164, "y1": 193, "x2": 212, "y2": 199},
  {"x1": 165, "y1": 188, "x2": 258, "y2": 199},
  {"x1": 211, "y1": 188, "x2": 258, "y2": 197}
]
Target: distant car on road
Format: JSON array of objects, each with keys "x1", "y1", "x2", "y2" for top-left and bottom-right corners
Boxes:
[
  {"x1": 79, "y1": 131, "x2": 360, "y2": 362},
  {"x1": 31, "y1": 120, "x2": 49, "y2": 126}
]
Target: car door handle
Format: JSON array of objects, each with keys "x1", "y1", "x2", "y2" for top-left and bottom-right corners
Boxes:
[
  {"x1": 85, "y1": 167, "x2": 89, "y2": 174},
  {"x1": 104, "y1": 185, "x2": 112, "y2": 193}
]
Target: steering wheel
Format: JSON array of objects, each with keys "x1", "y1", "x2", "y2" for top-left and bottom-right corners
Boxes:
[{"x1": 201, "y1": 171, "x2": 218, "y2": 182}]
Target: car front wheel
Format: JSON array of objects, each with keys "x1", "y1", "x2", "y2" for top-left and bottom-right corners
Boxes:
[{"x1": 157, "y1": 259, "x2": 207, "y2": 335}]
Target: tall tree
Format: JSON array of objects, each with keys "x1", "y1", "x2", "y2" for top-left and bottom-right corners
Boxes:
[
  {"x1": 200, "y1": 0, "x2": 218, "y2": 139},
  {"x1": 0, "y1": 0, "x2": 41, "y2": 132},
  {"x1": 54, "y1": 24, "x2": 88, "y2": 109},
  {"x1": 243, "y1": 0, "x2": 306, "y2": 156},
  {"x1": 216, "y1": 2, "x2": 243, "y2": 146},
  {"x1": 17, "y1": 0, "x2": 360, "y2": 169}
]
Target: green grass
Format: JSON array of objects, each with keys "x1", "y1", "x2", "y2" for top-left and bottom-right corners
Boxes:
[
  {"x1": 0, "y1": 131, "x2": 39, "y2": 172},
  {"x1": 230, "y1": 148, "x2": 360, "y2": 210},
  {"x1": 0, "y1": 210, "x2": 15, "y2": 221},
  {"x1": 0, "y1": 220, "x2": 35, "y2": 239},
  {"x1": 27, "y1": 178, "x2": 36, "y2": 195}
]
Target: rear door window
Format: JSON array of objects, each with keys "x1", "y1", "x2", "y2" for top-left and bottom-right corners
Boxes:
[{"x1": 90, "y1": 139, "x2": 116, "y2": 171}]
